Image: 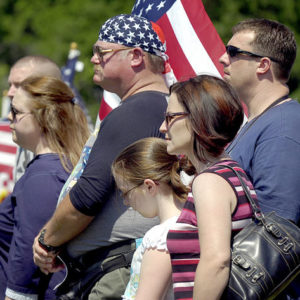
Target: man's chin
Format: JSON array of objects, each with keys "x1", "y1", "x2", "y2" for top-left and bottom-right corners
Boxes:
[
  {"x1": 223, "y1": 73, "x2": 231, "y2": 82},
  {"x1": 93, "y1": 74, "x2": 103, "y2": 86}
]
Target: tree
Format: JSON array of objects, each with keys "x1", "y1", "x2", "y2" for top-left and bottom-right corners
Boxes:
[{"x1": 0, "y1": 0, "x2": 134, "y2": 122}]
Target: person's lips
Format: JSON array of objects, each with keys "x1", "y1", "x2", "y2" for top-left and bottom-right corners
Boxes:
[
  {"x1": 223, "y1": 69, "x2": 229, "y2": 76},
  {"x1": 164, "y1": 134, "x2": 171, "y2": 141}
]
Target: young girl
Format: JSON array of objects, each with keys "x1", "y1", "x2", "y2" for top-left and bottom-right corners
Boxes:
[
  {"x1": 112, "y1": 137, "x2": 192, "y2": 300},
  {"x1": 2, "y1": 76, "x2": 89, "y2": 300},
  {"x1": 160, "y1": 75, "x2": 258, "y2": 300}
]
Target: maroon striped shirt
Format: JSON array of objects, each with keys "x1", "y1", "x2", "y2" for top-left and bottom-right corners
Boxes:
[{"x1": 167, "y1": 160, "x2": 258, "y2": 300}]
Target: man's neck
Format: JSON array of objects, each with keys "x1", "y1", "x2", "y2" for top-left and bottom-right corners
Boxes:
[
  {"x1": 244, "y1": 84, "x2": 290, "y2": 121},
  {"x1": 121, "y1": 74, "x2": 168, "y2": 101}
]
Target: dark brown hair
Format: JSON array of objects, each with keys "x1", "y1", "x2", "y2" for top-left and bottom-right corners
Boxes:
[
  {"x1": 20, "y1": 76, "x2": 90, "y2": 171},
  {"x1": 232, "y1": 18, "x2": 296, "y2": 81},
  {"x1": 112, "y1": 137, "x2": 190, "y2": 203},
  {"x1": 170, "y1": 75, "x2": 244, "y2": 163}
]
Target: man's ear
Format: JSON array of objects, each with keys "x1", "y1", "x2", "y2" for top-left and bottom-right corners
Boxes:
[
  {"x1": 143, "y1": 179, "x2": 158, "y2": 196},
  {"x1": 257, "y1": 57, "x2": 271, "y2": 75},
  {"x1": 130, "y1": 47, "x2": 145, "y2": 67}
]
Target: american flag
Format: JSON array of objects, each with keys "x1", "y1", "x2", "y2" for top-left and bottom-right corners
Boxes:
[
  {"x1": 98, "y1": 0, "x2": 225, "y2": 120},
  {"x1": 0, "y1": 121, "x2": 17, "y2": 202}
]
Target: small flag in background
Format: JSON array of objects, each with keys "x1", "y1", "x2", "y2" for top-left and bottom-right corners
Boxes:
[
  {"x1": 61, "y1": 42, "x2": 94, "y2": 130},
  {"x1": 98, "y1": 0, "x2": 226, "y2": 122}
]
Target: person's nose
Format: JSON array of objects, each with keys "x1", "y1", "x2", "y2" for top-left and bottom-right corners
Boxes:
[
  {"x1": 7, "y1": 85, "x2": 16, "y2": 99},
  {"x1": 90, "y1": 53, "x2": 101, "y2": 64},
  {"x1": 219, "y1": 50, "x2": 229, "y2": 66},
  {"x1": 7, "y1": 110, "x2": 13, "y2": 122},
  {"x1": 159, "y1": 120, "x2": 167, "y2": 135}
]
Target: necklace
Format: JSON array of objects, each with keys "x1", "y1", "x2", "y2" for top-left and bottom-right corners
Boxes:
[{"x1": 227, "y1": 94, "x2": 289, "y2": 154}]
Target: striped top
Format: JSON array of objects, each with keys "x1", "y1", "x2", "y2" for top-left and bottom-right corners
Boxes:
[{"x1": 167, "y1": 160, "x2": 258, "y2": 300}]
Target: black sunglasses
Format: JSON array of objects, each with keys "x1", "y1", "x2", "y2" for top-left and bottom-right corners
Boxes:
[
  {"x1": 10, "y1": 104, "x2": 19, "y2": 120},
  {"x1": 10, "y1": 104, "x2": 31, "y2": 121},
  {"x1": 226, "y1": 45, "x2": 280, "y2": 63},
  {"x1": 165, "y1": 112, "x2": 189, "y2": 127}
]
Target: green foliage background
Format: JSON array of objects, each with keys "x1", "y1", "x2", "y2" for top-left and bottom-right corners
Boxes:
[{"x1": 0, "y1": 0, "x2": 299, "y2": 123}]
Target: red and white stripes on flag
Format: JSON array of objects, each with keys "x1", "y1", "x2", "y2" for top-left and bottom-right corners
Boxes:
[
  {"x1": 0, "y1": 121, "x2": 17, "y2": 202},
  {"x1": 153, "y1": 0, "x2": 225, "y2": 80},
  {"x1": 98, "y1": 0, "x2": 226, "y2": 121}
]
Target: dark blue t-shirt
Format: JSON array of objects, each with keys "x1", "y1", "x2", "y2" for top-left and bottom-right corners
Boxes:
[
  {"x1": 227, "y1": 100, "x2": 300, "y2": 224},
  {"x1": 227, "y1": 100, "x2": 300, "y2": 299},
  {"x1": 70, "y1": 91, "x2": 167, "y2": 214},
  {"x1": 0, "y1": 154, "x2": 68, "y2": 299}
]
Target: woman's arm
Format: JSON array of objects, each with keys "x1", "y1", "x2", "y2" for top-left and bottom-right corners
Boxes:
[
  {"x1": 192, "y1": 173, "x2": 236, "y2": 300},
  {"x1": 135, "y1": 248, "x2": 172, "y2": 300}
]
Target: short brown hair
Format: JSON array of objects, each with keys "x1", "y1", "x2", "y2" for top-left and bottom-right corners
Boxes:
[
  {"x1": 232, "y1": 18, "x2": 296, "y2": 81},
  {"x1": 20, "y1": 76, "x2": 90, "y2": 171},
  {"x1": 170, "y1": 75, "x2": 244, "y2": 163},
  {"x1": 112, "y1": 137, "x2": 190, "y2": 203},
  {"x1": 146, "y1": 53, "x2": 165, "y2": 74}
]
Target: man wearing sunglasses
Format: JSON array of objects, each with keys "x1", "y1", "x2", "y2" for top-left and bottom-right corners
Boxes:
[
  {"x1": 220, "y1": 18, "x2": 300, "y2": 299},
  {"x1": 33, "y1": 14, "x2": 168, "y2": 299}
]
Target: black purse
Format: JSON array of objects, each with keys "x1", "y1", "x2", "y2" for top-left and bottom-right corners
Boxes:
[{"x1": 219, "y1": 165, "x2": 300, "y2": 300}]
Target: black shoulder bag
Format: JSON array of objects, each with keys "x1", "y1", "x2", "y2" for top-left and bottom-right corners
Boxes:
[{"x1": 219, "y1": 165, "x2": 300, "y2": 300}]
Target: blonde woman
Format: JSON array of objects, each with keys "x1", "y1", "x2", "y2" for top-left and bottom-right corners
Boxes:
[{"x1": 1, "y1": 76, "x2": 89, "y2": 300}]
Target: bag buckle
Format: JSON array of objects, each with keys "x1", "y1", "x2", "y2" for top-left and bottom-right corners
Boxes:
[
  {"x1": 265, "y1": 223, "x2": 281, "y2": 238},
  {"x1": 278, "y1": 236, "x2": 294, "y2": 252},
  {"x1": 233, "y1": 255, "x2": 250, "y2": 270},
  {"x1": 246, "y1": 267, "x2": 264, "y2": 283}
]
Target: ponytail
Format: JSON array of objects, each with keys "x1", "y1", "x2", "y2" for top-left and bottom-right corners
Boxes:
[{"x1": 112, "y1": 137, "x2": 191, "y2": 202}]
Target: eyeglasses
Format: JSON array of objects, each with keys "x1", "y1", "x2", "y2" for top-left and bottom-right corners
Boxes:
[
  {"x1": 165, "y1": 112, "x2": 189, "y2": 128},
  {"x1": 119, "y1": 183, "x2": 143, "y2": 199},
  {"x1": 10, "y1": 104, "x2": 31, "y2": 121},
  {"x1": 225, "y1": 45, "x2": 280, "y2": 63},
  {"x1": 92, "y1": 45, "x2": 130, "y2": 59}
]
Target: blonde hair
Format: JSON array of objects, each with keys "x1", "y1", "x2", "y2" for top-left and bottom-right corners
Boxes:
[
  {"x1": 112, "y1": 137, "x2": 191, "y2": 202},
  {"x1": 20, "y1": 76, "x2": 90, "y2": 171}
]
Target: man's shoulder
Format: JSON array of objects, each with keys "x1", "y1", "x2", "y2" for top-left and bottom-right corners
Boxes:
[
  {"x1": 127, "y1": 90, "x2": 168, "y2": 104},
  {"x1": 269, "y1": 99, "x2": 300, "y2": 116},
  {"x1": 105, "y1": 90, "x2": 167, "y2": 121}
]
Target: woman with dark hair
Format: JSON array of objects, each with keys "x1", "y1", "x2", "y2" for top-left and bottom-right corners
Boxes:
[
  {"x1": 1, "y1": 76, "x2": 89, "y2": 300},
  {"x1": 160, "y1": 75, "x2": 258, "y2": 300}
]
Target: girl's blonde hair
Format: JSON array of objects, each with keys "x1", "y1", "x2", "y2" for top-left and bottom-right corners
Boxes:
[
  {"x1": 112, "y1": 137, "x2": 192, "y2": 202},
  {"x1": 20, "y1": 76, "x2": 90, "y2": 171}
]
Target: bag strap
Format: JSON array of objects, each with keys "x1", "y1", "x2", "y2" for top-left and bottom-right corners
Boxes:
[{"x1": 218, "y1": 164, "x2": 263, "y2": 220}]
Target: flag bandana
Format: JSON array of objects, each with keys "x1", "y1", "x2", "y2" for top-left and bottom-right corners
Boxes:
[{"x1": 98, "y1": 14, "x2": 167, "y2": 58}]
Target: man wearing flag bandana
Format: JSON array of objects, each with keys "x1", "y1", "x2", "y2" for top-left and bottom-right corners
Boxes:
[{"x1": 33, "y1": 14, "x2": 169, "y2": 300}]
